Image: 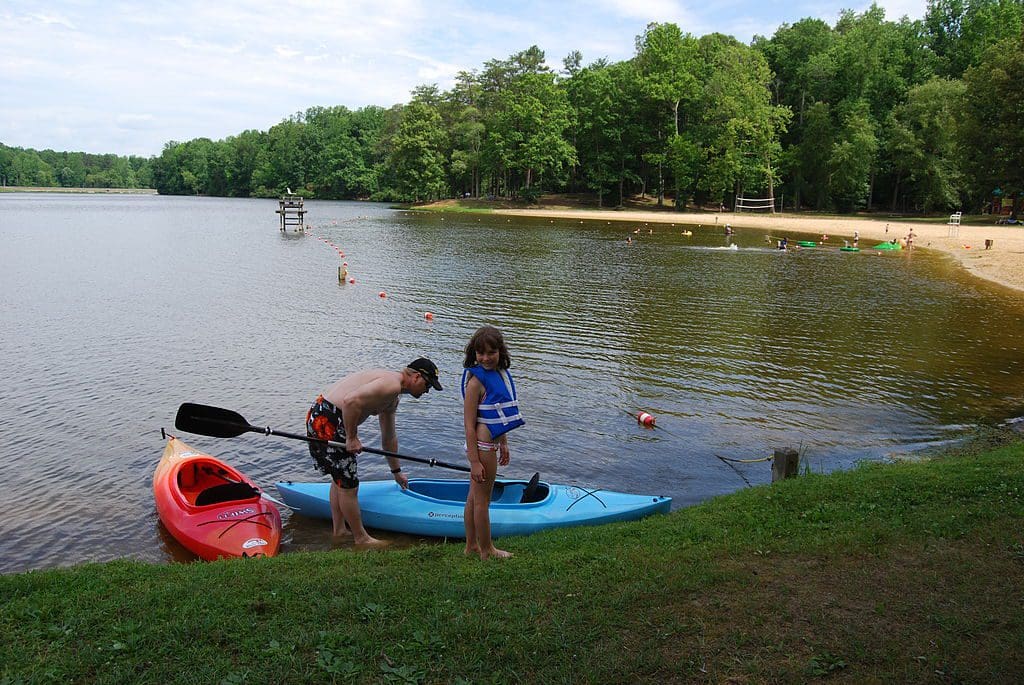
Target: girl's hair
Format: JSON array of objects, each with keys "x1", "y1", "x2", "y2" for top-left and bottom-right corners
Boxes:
[{"x1": 463, "y1": 325, "x2": 511, "y2": 369}]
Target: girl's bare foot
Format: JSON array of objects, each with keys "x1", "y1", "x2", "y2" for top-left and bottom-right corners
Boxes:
[
  {"x1": 464, "y1": 544, "x2": 480, "y2": 556},
  {"x1": 480, "y1": 547, "x2": 513, "y2": 560}
]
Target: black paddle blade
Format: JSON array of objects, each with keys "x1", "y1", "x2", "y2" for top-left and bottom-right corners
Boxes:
[{"x1": 175, "y1": 403, "x2": 254, "y2": 438}]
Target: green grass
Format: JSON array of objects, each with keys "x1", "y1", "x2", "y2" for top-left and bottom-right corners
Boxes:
[{"x1": 3, "y1": 438, "x2": 1024, "y2": 683}]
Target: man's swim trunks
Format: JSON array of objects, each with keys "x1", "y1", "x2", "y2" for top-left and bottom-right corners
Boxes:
[{"x1": 306, "y1": 395, "x2": 358, "y2": 488}]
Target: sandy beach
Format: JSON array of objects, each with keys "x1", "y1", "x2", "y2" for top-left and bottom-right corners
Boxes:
[{"x1": 495, "y1": 207, "x2": 1024, "y2": 295}]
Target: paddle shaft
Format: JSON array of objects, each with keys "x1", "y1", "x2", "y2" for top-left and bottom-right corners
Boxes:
[
  {"x1": 262, "y1": 425, "x2": 473, "y2": 474},
  {"x1": 175, "y1": 403, "x2": 472, "y2": 474}
]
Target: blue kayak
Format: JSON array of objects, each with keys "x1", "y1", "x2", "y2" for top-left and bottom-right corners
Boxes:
[{"x1": 275, "y1": 477, "x2": 672, "y2": 538}]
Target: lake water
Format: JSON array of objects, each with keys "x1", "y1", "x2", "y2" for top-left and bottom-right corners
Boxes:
[{"x1": 2, "y1": 193, "x2": 1023, "y2": 574}]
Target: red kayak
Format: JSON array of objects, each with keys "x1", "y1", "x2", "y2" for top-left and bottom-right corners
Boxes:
[{"x1": 153, "y1": 436, "x2": 281, "y2": 560}]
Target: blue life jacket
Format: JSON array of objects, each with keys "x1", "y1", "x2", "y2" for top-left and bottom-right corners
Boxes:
[{"x1": 461, "y1": 366, "x2": 525, "y2": 439}]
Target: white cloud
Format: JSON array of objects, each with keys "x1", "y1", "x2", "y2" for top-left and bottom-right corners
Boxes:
[
  {"x1": 597, "y1": 0, "x2": 690, "y2": 22},
  {"x1": 0, "y1": 0, "x2": 930, "y2": 157},
  {"x1": 115, "y1": 114, "x2": 156, "y2": 130},
  {"x1": 27, "y1": 11, "x2": 76, "y2": 29}
]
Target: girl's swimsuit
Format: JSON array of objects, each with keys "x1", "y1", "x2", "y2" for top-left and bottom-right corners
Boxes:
[
  {"x1": 306, "y1": 394, "x2": 358, "y2": 488},
  {"x1": 461, "y1": 366, "x2": 525, "y2": 440}
]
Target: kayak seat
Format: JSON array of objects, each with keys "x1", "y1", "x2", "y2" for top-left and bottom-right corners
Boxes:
[
  {"x1": 195, "y1": 482, "x2": 260, "y2": 506},
  {"x1": 520, "y1": 484, "x2": 549, "y2": 504},
  {"x1": 520, "y1": 473, "x2": 547, "y2": 504}
]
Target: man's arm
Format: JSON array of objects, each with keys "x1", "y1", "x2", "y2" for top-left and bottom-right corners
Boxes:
[{"x1": 378, "y1": 403, "x2": 408, "y2": 489}]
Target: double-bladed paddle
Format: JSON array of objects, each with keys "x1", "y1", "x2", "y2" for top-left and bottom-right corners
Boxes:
[{"x1": 175, "y1": 402, "x2": 473, "y2": 474}]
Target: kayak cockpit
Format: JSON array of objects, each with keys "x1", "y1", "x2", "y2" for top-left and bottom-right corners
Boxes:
[
  {"x1": 406, "y1": 478, "x2": 550, "y2": 505},
  {"x1": 175, "y1": 459, "x2": 259, "y2": 507}
]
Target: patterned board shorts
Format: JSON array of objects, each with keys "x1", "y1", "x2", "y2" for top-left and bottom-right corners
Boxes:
[{"x1": 306, "y1": 394, "x2": 358, "y2": 489}]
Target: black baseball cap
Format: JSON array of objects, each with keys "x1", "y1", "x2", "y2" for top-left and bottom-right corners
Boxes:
[{"x1": 408, "y1": 357, "x2": 442, "y2": 391}]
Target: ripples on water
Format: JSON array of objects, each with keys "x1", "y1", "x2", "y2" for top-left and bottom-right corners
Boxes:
[{"x1": 1, "y1": 194, "x2": 1023, "y2": 573}]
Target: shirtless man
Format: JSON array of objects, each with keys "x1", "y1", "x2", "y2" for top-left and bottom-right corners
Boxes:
[{"x1": 305, "y1": 358, "x2": 442, "y2": 545}]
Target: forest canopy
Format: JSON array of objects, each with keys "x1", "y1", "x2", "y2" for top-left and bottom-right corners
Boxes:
[{"x1": 3, "y1": 1, "x2": 1022, "y2": 214}]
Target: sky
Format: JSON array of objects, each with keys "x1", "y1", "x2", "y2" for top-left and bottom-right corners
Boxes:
[{"x1": 1, "y1": 0, "x2": 929, "y2": 158}]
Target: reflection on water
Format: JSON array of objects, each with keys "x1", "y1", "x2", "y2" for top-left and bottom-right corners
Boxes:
[{"x1": 1, "y1": 194, "x2": 1023, "y2": 573}]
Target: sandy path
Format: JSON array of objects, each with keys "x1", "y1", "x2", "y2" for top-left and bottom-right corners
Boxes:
[{"x1": 495, "y1": 208, "x2": 1024, "y2": 295}]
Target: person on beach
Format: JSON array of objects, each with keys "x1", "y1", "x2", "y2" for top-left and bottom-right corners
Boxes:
[
  {"x1": 462, "y1": 325, "x2": 525, "y2": 560},
  {"x1": 306, "y1": 358, "x2": 442, "y2": 545},
  {"x1": 853, "y1": 230, "x2": 859, "y2": 247}
]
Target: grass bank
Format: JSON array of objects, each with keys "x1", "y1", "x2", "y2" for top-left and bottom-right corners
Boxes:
[{"x1": 3, "y1": 437, "x2": 1023, "y2": 683}]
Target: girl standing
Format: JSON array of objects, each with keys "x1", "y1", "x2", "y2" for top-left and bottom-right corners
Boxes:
[{"x1": 462, "y1": 325, "x2": 525, "y2": 559}]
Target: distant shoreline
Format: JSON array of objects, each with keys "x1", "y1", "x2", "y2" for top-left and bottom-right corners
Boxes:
[
  {"x1": 487, "y1": 204, "x2": 1024, "y2": 296},
  {"x1": 0, "y1": 186, "x2": 157, "y2": 194}
]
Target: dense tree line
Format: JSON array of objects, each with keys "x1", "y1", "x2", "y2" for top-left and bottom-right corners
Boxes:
[
  {"x1": 5, "y1": 1, "x2": 1023, "y2": 214},
  {"x1": 0, "y1": 144, "x2": 153, "y2": 189}
]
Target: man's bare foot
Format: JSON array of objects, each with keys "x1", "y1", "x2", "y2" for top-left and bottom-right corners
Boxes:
[
  {"x1": 353, "y1": 535, "x2": 389, "y2": 548},
  {"x1": 480, "y1": 547, "x2": 513, "y2": 560}
]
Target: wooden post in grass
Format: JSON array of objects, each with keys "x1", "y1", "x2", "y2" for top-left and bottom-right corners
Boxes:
[{"x1": 772, "y1": 448, "x2": 799, "y2": 482}]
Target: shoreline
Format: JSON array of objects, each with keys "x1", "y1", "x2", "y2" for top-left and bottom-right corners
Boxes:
[
  {"x1": 0, "y1": 186, "x2": 157, "y2": 194},
  {"x1": 494, "y1": 207, "x2": 1024, "y2": 295}
]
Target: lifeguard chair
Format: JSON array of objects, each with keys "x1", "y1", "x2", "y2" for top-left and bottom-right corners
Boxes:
[
  {"x1": 276, "y1": 188, "x2": 306, "y2": 232},
  {"x1": 947, "y1": 211, "x2": 962, "y2": 237}
]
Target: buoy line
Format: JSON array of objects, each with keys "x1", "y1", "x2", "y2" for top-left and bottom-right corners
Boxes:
[{"x1": 305, "y1": 223, "x2": 437, "y2": 323}]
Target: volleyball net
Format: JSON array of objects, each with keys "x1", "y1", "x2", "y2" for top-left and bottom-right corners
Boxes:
[{"x1": 734, "y1": 196, "x2": 776, "y2": 212}]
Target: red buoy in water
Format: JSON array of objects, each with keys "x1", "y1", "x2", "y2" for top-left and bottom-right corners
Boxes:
[
  {"x1": 424, "y1": 312, "x2": 434, "y2": 321},
  {"x1": 348, "y1": 277, "x2": 356, "y2": 284},
  {"x1": 637, "y1": 411, "x2": 656, "y2": 427},
  {"x1": 379, "y1": 291, "x2": 387, "y2": 298}
]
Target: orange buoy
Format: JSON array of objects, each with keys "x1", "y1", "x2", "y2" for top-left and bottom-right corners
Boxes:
[
  {"x1": 424, "y1": 312, "x2": 434, "y2": 321},
  {"x1": 637, "y1": 411, "x2": 656, "y2": 427}
]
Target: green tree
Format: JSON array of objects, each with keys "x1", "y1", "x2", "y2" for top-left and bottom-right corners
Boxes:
[
  {"x1": 565, "y1": 59, "x2": 619, "y2": 205},
  {"x1": 959, "y1": 29, "x2": 1024, "y2": 209},
  {"x1": 252, "y1": 118, "x2": 306, "y2": 196},
  {"x1": 689, "y1": 36, "x2": 791, "y2": 209},
  {"x1": 829, "y1": 100, "x2": 878, "y2": 211},
  {"x1": 305, "y1": 105, "x2": 364, "y2": 199},
  {"x1": 389, "y1": 88, "x2": 447, "y2": 202},
  {"x1": 926, "y1": 0, "x2": 1024, "y2": 78},
  {"x1": 634, "y1": 23, "x2": 699, "y2": 205},
  {"x1": 885, "y1": 77, "x2": 965, "y2": 212},
  {"x1": 756, "y1": 19, "x2": 836, "y2": 208},
  {"x1": 222, "y1": 129, "x2": 265, "y2": 197},
  {"x1": 480, "y1": 47, "x2": 576, "y2": 198}
]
